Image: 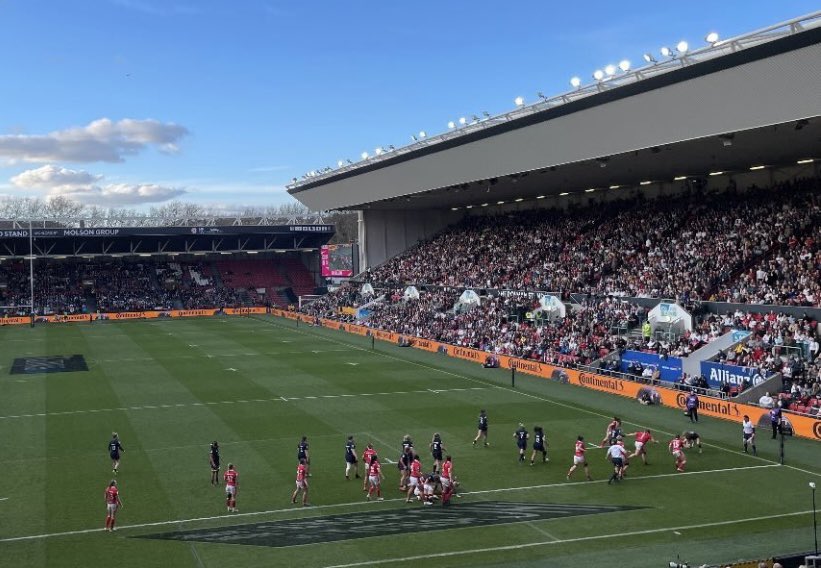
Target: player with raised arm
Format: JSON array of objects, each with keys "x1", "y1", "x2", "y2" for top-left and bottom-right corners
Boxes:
[
  {"x1": 292, "y1": 458, "x2": 309, "y2": 506},
  {"x1": 530, "y1": 426, "x2": 548, "y2": 465},
  {"x1": 224, "y1": 463, "x2": 239, "y2": 512},
  {"x1": 108, "y1": 432, "x2": 124, "y2": 474},
  {"x1": 669, "y1": 434, "x2": 687, "y2": 472},
  {"x1": 627, "y1": 429, "x2": 658, "y2": 465},
  {"x1": 513, "y1": 423, "x2": 528, "y2": 464},
  {"x1": 566, "y1": 436, "x2": 593, "y2": 481},
  {"x1": 345, "y1": 435, "x2": 360, "y2": 480},
  {"x1": 742, "y1": 415, "x2": 757, "y2": 455},
  {"x1": 104, "y1": 480, "x2": 122, "y2": 532},
  {"x1": 472, "y1": 410, "x2": 489, "y2": 447},
  {"x1": 209, "y1": 441, "x2": 220, "y2": 486},
  {"x1": 682, "y1": 430, "x2": 703, "y2": 454},
  {"x1": 365, "y1": 455, "x2": 385, "y2": 501}
]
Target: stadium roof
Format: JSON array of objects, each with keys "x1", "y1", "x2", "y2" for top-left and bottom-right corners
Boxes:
[{"x1": 288, "y1": 11, "x2": 821, "y2": 212}]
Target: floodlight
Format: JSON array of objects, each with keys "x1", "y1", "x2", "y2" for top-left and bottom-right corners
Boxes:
[
  {"x1": 609, "y1": 185, "x2": 620, "y2": 189},
  {"x1": 559, "y1": 192, "x2": 569, "y2": 196},
  {"x1": 448, "y1": 121, "x2": 456, "y2": 129},
  {"x1": 640, "y1": 180, "x2": 652, "y2": 186},
  {"x1": 797, "y1": 158, "x2": 814, "y2": 164},
  {"x1": 674, "y1": 175, "x2": 687, "y2": 181},
  {"x1": 374, "y1": 147, "x2": 383, "y2": 155},
  {"x1": 676, "y1": 40, "x2": 689, "y2": 54},
  {"x1": 660, "y1": 46, "x2": 672, "y2": 57},
  {"x1": 705, "y1": 32, "x2": 719, "y2": 44},
  {"x1": 708, "y1": 171, "x2": 723, "y2": 176},
  {"x1": 604, "y1": 64, "x2": 616, "y2": 76},
  {"x1": 570, "y1": 76, "x2": 581, "y2": 88},
  {"x1": 749, "y1": 165, "x2": 766, "y2": 171},
  {"x1": 643, "y1": 53, "x2": 656, "y2": 63},
  {"x1": 496, "y1": 201, "x2": 505, "y2": 205},
  {"x1": 419, "y1": 131, "x2": 427, "y2": 138},
  {"x1": 361, "y1": 151, "x2": 369, "y2": 159},
  {"x1": 536, "y1": 195, "x2": 546, "y2": 199},
  {"x1": 514, "y1": 96, "x2": 525, "y2": 106},
  {"x1": 458, "y1": 117, "x2": 467, "y2": 125},
  {"x1": 514, "y1": 198, "x2": 524, "y2": 202},
  {"x1": 337, "y1": 160, "x2": 344, "y2": 167},
  {"x1": 593, "y1": 69, "x2": 605, "y2": 81},
  {"x1": 585, "y1": 188, "x2": 596, "y2": 193},
  {"x1": 618, "y1": 60, "x2": 630, "y2": 72}
]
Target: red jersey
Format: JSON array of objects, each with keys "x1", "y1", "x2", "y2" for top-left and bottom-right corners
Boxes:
[
  {"x1": 636, "y1": 432, "x2": 652, "y2": 445},
  {"x1": 410, "y1": 459, "x2": 422, "y2": 477},
  {"x1": 368, "y1": 461, "x2": 381, "y2": 477},
  {"x1": 441, "y1": 461, "x2": 452, "y2": 479},
  {"x1": 224, "y1": 469, "x2": 238, "y2": 486},
  {"x1": 296, "y1": 463, "x2": 307, "y2": 481},
  {"x1": 574, "y1": 441, "x2": 586, "y2": 457},
  {"x1": 669, "y1": 438, "x2": 683, "y2": 453},
  {"x1": 105, "y1": 486, "x2": 119, "y2": 504},
  {"x1": 363, "y1": 448, "x2": 376, "y2": 465}
]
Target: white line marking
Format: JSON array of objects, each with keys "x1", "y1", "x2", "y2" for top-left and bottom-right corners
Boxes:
[
  {"x1": 0, "y1": 497, "x2": 8, "y2": 501},
  {"x1": 225, "y1": 368, "x2": 238, "y2": 372},
  {"x1": 0, "y1": 463, "x2": 791, "y2": 543},
  {"x1": 346, "y1": 362, "x2": 359, "y2": 366},
  {"x1": 322, "y1": 509, "x2": 816, "y2": 568},
  {"x1": 526, "y1": 522, "x2": 558, "y2": 541}
]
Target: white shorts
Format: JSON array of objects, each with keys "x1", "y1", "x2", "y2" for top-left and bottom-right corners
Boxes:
[
  {"x1": 573, "y1": 455, "x2": 586, "y2": 465},
  {"x1": 441, "y1": 477, "x2": 452, "y2": 489},
  {"x1": 414, "y1": 486, "x2": 422, "y2": 497},
  {"x1": 368, "y1": 475, "x2": 380, "y2": 486},
  {"x1": 672, "y1": 450, "x2": 683, "y2": 459},
  {"x1": 225, "y1": 484, "x2": 236, "y2": 496},
  {"x1": 409, "y1": 476, "x2": 419, "y2": 487},
  {"x1": 106, "y1": 503, "x2": 118, "y2": 515},
  {"x1": 295, "y1": 479, "x2": 307, "y2": 490},
  {"x1": 635, "y1": 441, "x2": 644, "y2": 452},
  {"x1": 423, "y1": 483, "x2": 435, "y2": 494}
]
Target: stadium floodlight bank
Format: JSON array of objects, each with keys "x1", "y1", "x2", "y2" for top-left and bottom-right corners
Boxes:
[{"x1": 287, "y1": 10, "x2": 821, "y2": 190}]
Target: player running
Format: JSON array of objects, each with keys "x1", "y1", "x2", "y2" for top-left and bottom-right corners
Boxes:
[
  {"x1": 600, "y1": 417, "x2": 622, "y2": 447},
  {"x1": 104, "y1": 480, "x2": 122, "y2": 532},
  {"x1": 682, "y1": 430, "x2": 703, "y2": 454},
  {"x1": 606, "y1": 441, "x2": 627, "y2": 484},
  {"x1": 430, "y1": 433, "x2": 446, "y2": 472},
  {"x1": 362, "y1": 443, "x2": 377, "y2": 492},
  {"x1": 345, "y1": 435, "x2": 360, "y2": 480},
  {"x1": 669, "y1": 435, "x2": 687, "y2": 472},
  {"x1": 742, "y1": 415, "x2": 757, "y2": 455},
  {"x1": 399, "y1": 446, "x2": 413, "y2": 491},
  {"x1": 292, "y1": 458, "x2": 309, "y2": 506},
  {"x1": 108, "y1": 432, "x2": 124, "y2": 475},
  {"x1": 472, "y1": 409, "x2": 489, "y2": 447},
  {"x1": 209, "y1": 441, "x2": 220, "y2": 486},
  {"x1": 406, "y1": 453, "x2": 423, "y2": 503},
  {"x1": 366, "y1": 455, "x2": 385, "y2": 501},
  {"x1": 530, "y1": 426, "x2": 548, "y2": 465},
  {"x1": 566, "y1": 436, "x2": 593, "y2": 481},
  {"x1": 627, "y1": 429, "x2": 658, "y2": 465},
  {"x1": 297, "y1": 436, "x2": 311, "y2": 476},
  {"x1": 224, "y1": 463, "x2": 239, "y2": 512},
  {"x1": 514, "y1": 423, "x2": 529, "y2": 464}
]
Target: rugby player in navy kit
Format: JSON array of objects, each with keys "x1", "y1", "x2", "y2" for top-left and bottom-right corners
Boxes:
[
  {"x1": 514, "y1": 423, "x2": 529, "y2": 464},
  {"x1": 430, "y1": 433, "x2": 446, "y2": 472},
  {"x1": 297, "y1": 436, "x2": 311, "y2": 477},
  {"x1": 530, "y1": 426, "x2": 548, "y2": 465},
  {"x1": 473, "y1": 410, "x2": 489, "y2": 447},
  {"x1": 209, "y1": 441, "x2": 220, "y2": 486},
  {"x1": 109, "y1": 432, "x2": 124, "y2": 474},
  {"x1": 345, "y1": 435, "x2": 360, "y2": 480}
]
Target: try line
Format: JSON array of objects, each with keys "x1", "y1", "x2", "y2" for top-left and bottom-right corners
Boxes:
[{"x1": 0, "y1": 463, "x2": 778, "y2": 543}]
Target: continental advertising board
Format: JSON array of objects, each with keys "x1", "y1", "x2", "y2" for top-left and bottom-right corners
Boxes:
[{"x1": 269, "y1": 308, "x2": 821, "y2": 442}]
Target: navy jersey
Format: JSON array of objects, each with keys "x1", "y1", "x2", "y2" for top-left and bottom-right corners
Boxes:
[
  {"x1": 297, "y1": 441, "x2": 309, "y2": 459},
  {"x1": 533, "y1": 431, "x2": 546, "y2": 450},
  {"x1": 209, "y1": 445, "x2": 220, "y2": 468},
  {"x1": 683, "y1": 431, "x2": 699, "y2": 442},
  {"x1": 108, "y1": 439, "x2": 123, "y2": 456},
  {"x1": 431, "y1": 439, "x2": 443, "y2": 457},
  {"x1": 608, "y1": 428, "x2": 623, "y2": 445},
  {"x1": 515, "y1": 428, "x2": 528, "y2": 447},
  {"x1": 478, "y1": 414, "x2": 488, "y2": 431},
  {"x1": 345, "y1": 440, "x2": 356, "y2": 462},
  {"x1": 402, "y1": 439, "x2": 414, "y2": 453}
]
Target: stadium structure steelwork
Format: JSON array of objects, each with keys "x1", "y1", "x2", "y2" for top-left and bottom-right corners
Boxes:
[{"x1": 288, "y1": 10, "x2": 821, "y2": 190}]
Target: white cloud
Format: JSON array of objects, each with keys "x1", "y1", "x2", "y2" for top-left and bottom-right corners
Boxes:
[
  {"x1": 0, "y1": 118, "x2": 189, "y2": 164},
  {"x1": 10, "y1": 164, "x2": 186, "y2": 206}
]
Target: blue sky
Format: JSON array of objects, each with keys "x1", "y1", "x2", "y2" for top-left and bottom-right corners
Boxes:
[{"x1": 0, "y1": 0, "x2": 818, "y2": 210}]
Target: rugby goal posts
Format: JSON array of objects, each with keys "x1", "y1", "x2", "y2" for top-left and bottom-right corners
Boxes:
[{"x1": 298, "y1": 295, "x2": 323, "y2": 310}]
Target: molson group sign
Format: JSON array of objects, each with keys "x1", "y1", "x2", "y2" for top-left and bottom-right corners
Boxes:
[
  {"x1": 0, "y1": 307, "x2": 267, "y2": 326},
  {"x1": 272, "y1": 309, "x2": 821, "y2": 442}
]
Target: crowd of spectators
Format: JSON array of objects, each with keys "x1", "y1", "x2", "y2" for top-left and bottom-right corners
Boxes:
[{"x1": 366, "y1": 178, "x2": 820, "y2": 306}]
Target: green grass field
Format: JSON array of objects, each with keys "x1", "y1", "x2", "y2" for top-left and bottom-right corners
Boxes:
[{"x1": 1, "y1": 314, "x2": 820, "y2": 568}]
